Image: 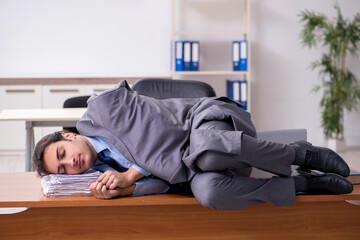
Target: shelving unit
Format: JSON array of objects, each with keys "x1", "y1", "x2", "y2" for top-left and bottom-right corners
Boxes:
[
  {"x1": 170, "y1": 0, "x2": 251, "y2": 111},
  {"x1": 174, "y1": 70, "x2": 249, "y2": 76}
]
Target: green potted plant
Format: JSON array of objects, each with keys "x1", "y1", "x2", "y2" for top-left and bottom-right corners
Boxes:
[{"x1": 299, "y1": 3, "x2": 360, "y2": 151}]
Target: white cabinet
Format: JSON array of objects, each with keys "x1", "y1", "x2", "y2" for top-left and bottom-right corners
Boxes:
[
  {"x1": 41, "y1": 84, "x2": 116, "y2": 109},
  {"x1": 0, "y1": 84, "x2": 116, "y2": 151},
  {"x1": 42, "y1": 85, "x2": 88, "y2": 108},
  {"x1": 41, "y1": 85, "x2": 89, "y2": 136},
  {"x1": 0, "y1": 85, "x2": 42, "y2": 150},
  {"x1": 87, "y1": 84, "x2": 116, "y2": 95},
  {"x1": 41, "y1": 84, "x2": 115, "y2": 136}
]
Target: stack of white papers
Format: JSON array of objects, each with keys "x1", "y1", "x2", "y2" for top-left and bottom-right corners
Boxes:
[{"x1": 41, "y1": 170, "x2": 102, "y2": 197}]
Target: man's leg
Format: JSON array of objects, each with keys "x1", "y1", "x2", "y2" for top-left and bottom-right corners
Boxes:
[
  {"x1": 195, "y1": 120, "x2": 295, "y2": 176},
  {"x1": 195, "y1": 121, "x2": 350, "y2": 177},
  {"x1": 191, "y1": 171, "x2": 352, "y2": 210},
  {"x1": 190, "y1": 172, "x2": 295, "y2": 210}
]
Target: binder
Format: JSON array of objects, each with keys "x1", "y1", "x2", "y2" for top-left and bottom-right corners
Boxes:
[
  {"x1": 227, "y1": 80, "x2": 233, "y2": 99},
  {"x1": 240, "y1": 40, "x2": 248, "y2": 71},
  {"x1": 183, "y1": 41, "x2": 192, "y2": 71},
  {"x1": 232, "y1": 41, "x2": 240, "y2": 71},
  {"x1": 227, "y1": 80, "x2": 248, "y2": 110},
  {"x1": 233, "y1": 81, "x2": 240, "y2": 101},
  {"x1": 226, "y1": 80, "x2": 240, "y2": 101},
  {"x1": 175, "y1": 41, "x2": 184, "y2": 71},
  {"x1": 191, "y1": 41, "x2": 199, "y2": 71},
  {"x1": 240, "y1": 80, "x2": 248, "y2": 110}
]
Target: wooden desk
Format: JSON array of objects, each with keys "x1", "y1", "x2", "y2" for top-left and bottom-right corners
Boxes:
[
  {"x1": 0, "y1": 108, "x2": 86, "y2": 171},
  {"x1": 0, "y1": 172, "x2": 360, "y2": 240}
]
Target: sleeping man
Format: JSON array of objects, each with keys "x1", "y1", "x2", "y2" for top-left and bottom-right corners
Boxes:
[{"x1": 32, "y1": 80, "x2": 353, "y2": 210}]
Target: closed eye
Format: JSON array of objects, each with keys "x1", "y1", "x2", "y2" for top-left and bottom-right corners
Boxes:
[
  {"x1": 57, "y1": 147, "x2": 65, "y2": 160},
  {"x1": 56, "y1": 147, "x2": 66, "y2": 174}
]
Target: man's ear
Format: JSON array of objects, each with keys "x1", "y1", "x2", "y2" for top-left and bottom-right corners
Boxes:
[{"x1": 62, "y1": 132, "x2": 76, "y2": 140}]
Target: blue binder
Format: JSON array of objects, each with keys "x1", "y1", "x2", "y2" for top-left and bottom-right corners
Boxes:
[
  {"x1": 191, "y1": 41, "x2": 199, "y2": 71},
  {"x1": 227, "y1": 80, "x2": 234, "y2": 99},
  {"x1": 232, "y1": 41, "x2": 240, "y2": 71},
  {"x1": 226, "y1": 80, "x2": 240, "y2": 102},
  {"x1": 183, "y1": 41, "x2": 191, "y2": 71},
  {"x1": 227, "y1": 80, "x2": 248, "y2": 110},
  {"x1": 175, "y1": 41, "x2": 184, "y2": 71},
  {"x1": 240, "y1": 40, "x2": 248, "y2": 71},
  {"x1": 240, "y1": 80, "x2": 248, "y2": 110}
]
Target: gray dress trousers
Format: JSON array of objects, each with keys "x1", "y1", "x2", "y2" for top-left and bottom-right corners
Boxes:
[{"x1": 190, "y1": 120, "x2": 297, "y2": 210}]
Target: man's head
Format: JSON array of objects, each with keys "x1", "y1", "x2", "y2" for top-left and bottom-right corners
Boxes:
[{"x1": 33, "y1": 131, "x2": 97, "y2": 176}]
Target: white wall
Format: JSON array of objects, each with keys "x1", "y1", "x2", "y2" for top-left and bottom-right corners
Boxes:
[
  {"x1": 250, "y1": 0, "x2": 360, "y2": 147},
  {"x1": 0, "y1": 0, "x2": 359, "y2": 148},
  {"x1": 0, "y1": 0, "x2": 171, "y2": 77}
]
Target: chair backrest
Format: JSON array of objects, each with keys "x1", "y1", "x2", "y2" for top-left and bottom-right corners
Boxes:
[
  {"x1": 63, "y1": 95, "x2": 90, "y2": 133},
  {"x1": 63, "y1": 95, "x2": 91, "y2": 108},
  {"x1": 131, "y1": 78, "x2": 216, "y2": 99}
]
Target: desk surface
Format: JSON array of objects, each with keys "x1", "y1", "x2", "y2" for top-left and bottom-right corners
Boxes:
[
  {"x1": 0, "y1": 172, "x2": 199, "y2": 208},
  {"x1": 0, "y1": 172, "x2": 359, "y2": 208},
  {"x1": 0, "y1": 108, "x2": 86, "y2": 121}
]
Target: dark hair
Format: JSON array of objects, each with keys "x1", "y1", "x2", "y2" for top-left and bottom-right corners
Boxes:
[{"x1": 32, "y1": 131, "x2": 72, "y2": 177}]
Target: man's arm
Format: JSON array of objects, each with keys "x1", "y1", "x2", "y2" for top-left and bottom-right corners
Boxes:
[
  {"x1": 88, "y1": 167, "x2": 145, "y2": 199},
  {"x1": 88, "y1": 181, "x2": 136, "y2": 199},
  {"x1": 88, "y1": 168, "x2": 145, "y2": 199},
  {"x1": 97, "y1": 167, "x2": 145, "y2": 189},
  {"x1": 88, "y1": 169, "x2": 170, "y2": 199}
]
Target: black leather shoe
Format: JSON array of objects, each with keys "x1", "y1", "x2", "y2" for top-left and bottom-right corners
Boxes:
[
  {"x1": 295, "y1": 171, "x2": 353, "y2": 194},
  {"x1": 291, "y1": 141, "x2": 350, "y2": 177}
]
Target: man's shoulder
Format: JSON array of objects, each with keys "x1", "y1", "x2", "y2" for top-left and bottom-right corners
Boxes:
[{"x1": 87, "y1": 80, "x2": 132, "y2": 104}]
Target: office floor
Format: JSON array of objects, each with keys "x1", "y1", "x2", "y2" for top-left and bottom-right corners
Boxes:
[{"x1": 0, "y1": 148, "x2": 359, "y2": 173}]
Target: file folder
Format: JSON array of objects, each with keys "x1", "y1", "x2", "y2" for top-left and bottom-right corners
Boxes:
[
  {"x1": 232, "y1": 41, "x2": 240, "y2": 71},
  {"x1": 227, "y1": 80, "x2": 248, "y2": 110},
  {"x1": 227, "y1": 80, "x2": 234, "y2": 100},
  {"x1": 233, "y1": 81, "x2": 240, "y2": 101},
  {"x1": 240, "y1": 40, "x2": 248, "y2": 71},
  {"x1": 175, "y1": 41, "x2": 184, "y2": 71},
  {"x1": 183, "y1": 41, "x2": 192, "y2": 71},
  {"x1": 240, "y1": 80, "x2": 248, "y2": 110},
  {"x1": 191, "y1": 41, "x2": 199, "y2": 71},
  {"x1": 226, "y1": 80, "x2": 240, "y2": 101}
]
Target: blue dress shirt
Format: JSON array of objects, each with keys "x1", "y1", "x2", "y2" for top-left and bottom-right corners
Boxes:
[{"x1": 85, "y1": 136, "x2": 169, "y2": 196}]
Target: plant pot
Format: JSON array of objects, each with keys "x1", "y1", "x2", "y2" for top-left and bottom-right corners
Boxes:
[{"x1": 327, "y1": 138, "x2": 347, "y2": 153}]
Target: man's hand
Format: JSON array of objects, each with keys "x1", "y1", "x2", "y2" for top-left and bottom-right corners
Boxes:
[
  {"x1": 88, "y1": 181, "x2": 135, "y2": 199},
  {"x1": 96, "y1": 169, "x2": 145, "y2": 190}
]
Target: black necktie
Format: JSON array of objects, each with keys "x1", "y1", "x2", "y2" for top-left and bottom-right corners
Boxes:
[{"x1": 97, "y1": 150, "x2": 128, "y2": 172}]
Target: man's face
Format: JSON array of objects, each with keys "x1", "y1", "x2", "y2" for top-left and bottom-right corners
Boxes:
[{"x1": 43, "y1": 133, "x2": 96, "y2": 174}]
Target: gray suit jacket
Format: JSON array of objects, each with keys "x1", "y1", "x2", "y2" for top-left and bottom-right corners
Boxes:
[{"x1": 77, "y1": 80, "x2": 256, "y2": 184}]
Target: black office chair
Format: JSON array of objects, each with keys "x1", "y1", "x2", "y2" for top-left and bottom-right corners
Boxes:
[
  {"x1": 63, "y1": 95, "x2": 90, "y2": 133},
  {"x1": 131, "y1": 78, "x2": 216, "y2": 99},
  {"x1": 132, "y1": 78, "x2": 216, "y2": 195}
]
